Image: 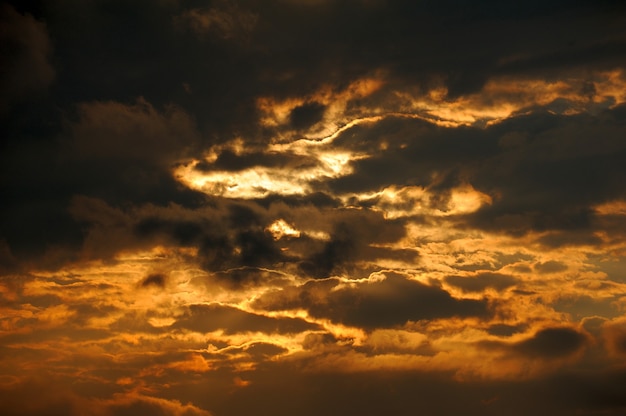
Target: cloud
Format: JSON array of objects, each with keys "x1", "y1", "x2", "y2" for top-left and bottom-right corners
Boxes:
[
  {"x1": 289, "y1": 101, "x2": 327, "y2": 129},
  {"x1": 69, "y1": 98, "x2": 198, "y2": 166},
  {"x1": 513, "y1": 327, "x2": 588, "y2": 358},
  {"x1": 445, "y1": 272, "x2": 518, "y2": 293},
  {"x1": 255, "y1": 273, "x2": 491, "y2": 329},
  {"x1": 602, "y1": 320, "x2": 626, "y2": 356},
  {"x1": 194, "y1": 149, "x2": 306, "y2": 173},
  {"x1": 172, "y1": 303, "x2": 319, "y2": 334},
  {"x1": 480, "y1": 326, "x2": 589, "y2": 360},
  {"x1": 0, "y1": 378, "x2": 214, "y2": 416},
  {"x1": 103, "y1": 392, "x2": 213, "y2": 416},
  {"x1": 297, "y1": 210, "x2": 407, "y2": 278},
  {"x1": 176, "y1": 2, "x2": 258, "y2": 42},
  {"x1": 0, "y1": 4, "x2": 55, "y2": 112},
  {"x1": 131, "y1": 204, "x2": 289, "y2": 273},
  {"x1": 2, "y1": 1, "x2": 626, "y2": 415},
  {"x1": 298, "y1": 221, "x2": 358, "y2": 278},
  {"x1": 534, "y1": 261, "x2": 568, "y2": 274},
  {"x1": 312, "y1": 105, "x2": 626, "y2": 240},
  {"x1": 0, "y1": 97, "x2": 205, "y2": 269},
  {"x1": 487, "y1": 323, "x2": 526, "y2": 337},
  {"x1": 141, "y1": 273, "x2": 166, "y2": 288},
  {"x1": 237, "y1": 342, "x2": 288, "y2": 359}
]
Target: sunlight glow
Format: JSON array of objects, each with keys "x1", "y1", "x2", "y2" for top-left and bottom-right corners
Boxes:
[
  {"x1": 174, "y1": 140, "x2": 367, "y2": 198},
  {"x1": 348, "y1": 184, "x2": 492, "y2": 219},
  {"x1": 266, "y1": 219, "x2": 301, "y2": 240}
]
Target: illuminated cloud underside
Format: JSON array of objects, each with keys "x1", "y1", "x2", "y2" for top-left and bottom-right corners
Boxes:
[{"x1": 176, "y1": 70, "x2": 626, "y2": 201}]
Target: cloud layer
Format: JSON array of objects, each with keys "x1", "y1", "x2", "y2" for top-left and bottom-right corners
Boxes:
[{"x1": 2, "y1": 0, "x2": 626, "y2": 414}]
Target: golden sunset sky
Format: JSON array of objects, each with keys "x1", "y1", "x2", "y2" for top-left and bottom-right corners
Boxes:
[{"x1": 2, "y1": 1, "x2": 626, "y2": 415}]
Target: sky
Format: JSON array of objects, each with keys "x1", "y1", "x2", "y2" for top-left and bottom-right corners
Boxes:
[{"x1": 1, "y1": 0, "x2": 626, "y2": 414}]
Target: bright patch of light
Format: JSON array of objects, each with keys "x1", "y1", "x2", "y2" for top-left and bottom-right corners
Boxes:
[
  {"x1": 350, "y1": 184, "x2": 491, "y2": 219},
  {"x1": 175, "y1": 70, "x2": 626, "y2": 201},
  {"x1": 302, "y1": 229, "x2": 331, "y2": 241},
  {"x1": 174, "y1": 152, "x2": 361, "y2": 199},
  {"x1": 446, "y1": 185, "x2": 493, "y2": 215},
  {"x1": 266, "y1": 219, "x2": 301, "y2": 240},
  {"x1": 174, "y1": 136, "x2": 367, "y2": 199}
]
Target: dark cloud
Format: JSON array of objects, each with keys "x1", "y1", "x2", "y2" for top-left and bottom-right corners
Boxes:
[
  {"x1": 132, "y1": 207, "x2": 288, "y2": 273},
  {"x1": 514, "y1": 327, "x2": 588, "y2": 358},
  {"x1": 134, "y1": 217, "x2": 206, "y2": 246},
  {"x1": 210, "y1": 267, "x2": 290, "y2": 288},
  {"x1": 246, "y1": 0, "x2": 626, "y2": 104},
  {"x1": 301, "y1": 332, "x2": 340, "y2": 350},
  {"x1": 299, "y1": 222, "x2": 356, "y2": 279},
  {"x1": 487, "y1": 323, "x2": 526, "y2": 337},
  {"x1": 109, "y1": 311, "x2": 167, "y2": 335},
  {"x1": 535, "y1": 231, "x2": 605, "y2": 249},
  {"x1": 197, "y1": 228, "x2": 279, "y2": 271},
  {"x1": 289, "y1": 101, "x2": 326, "y2": 129},
  {"x1": 0, "y1": 99, "x2": 207, "y2": 269},
  {"x1": 106, "y1": 395, "x2": 212, "y2": 416},
  {"x1": 141, "y1": 273, "x2": 166, "y2": 288},
  {"x1": 328, "y1": 117, "x2": 446, "y2": 193},
  {"x1": 255, "y1": 273, "x2": 491, "y2": 329},
  {"x1": 252, "y1": 277, "x2": 339, "y2": 311},
  {"x1": 195, "y1": 150, "x2": 306, "y2": 172},
  {"x1": 67, "y1": 302, "x2": 119, "y2": 327},
  {"x1": 533, "y1": 261, "x2": 568, "y2": 274},
  {"x1": 551, "y1": 295, "x2": 622, "y2": 320},
  {"x1": 481, "y1": 327, "x2": 588, "y2": 359},
  {"x1": 315, "y1": 274, "x2": 491, "y2": 328},
  {"x1": 603, "y1": 322, "x2": 626, "y2": 355},
  {"x1": 0, "y1": 325, "x2": 112, "y2": 346},
  {"x1": 227, "y1": 203, "x2": 263, "y2": 228},
  {"x1": 234, "y1": 229, "x2": 285, "y2": 267},
  {"x1": 3, "y1": 0, "x2": 626, "y2": 268},
  {"x1": 67, "y1": 99, "x2": 199, "y2": 166},
  {"x1": 256, "y1": 192, "x2": 341, "y2": 209},
  {"x1": 445, "y1": 272, "x2": 518, "y2": 293},
  {"x1": 201, "y1": 360, "x2": 626, "y2": 416},
  {"x1": 0, "y1": 377, "x2": 82, "y2": 416},
  {"x1": 5, "y1": 0, "x2": 625, "y2": 134},
  {"x1": 172, "y1": 303, "x2": 319, "y2": 334},
  {"x1": 299, "y1": 211, "x2": 406, "y2": 278},
  {"x1": 467, "y1": 108, "x2": 626, "y2": 235},
  {"x1": 234, "y1": 342, "x2": 288, "y2": 359},
  {"x1": 4, "y1": 364, "x2": 626, "y2": 416},
  {"x1": 0, "y1": 3, "x2": 54, "y2": 112},
  {"x1": 175, "y1": 2, "x2": 258, "y2": 42},
  {"x1": 325, "y1": 107, "x2": 626, "y2": 239},
  {"x1": 12, "y1": 187, "x2": 411, "y2": 278}
]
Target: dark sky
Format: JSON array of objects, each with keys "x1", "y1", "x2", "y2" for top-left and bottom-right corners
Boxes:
[{"x1": 2, "y1": 1, "x2": 626, "y2": 415}]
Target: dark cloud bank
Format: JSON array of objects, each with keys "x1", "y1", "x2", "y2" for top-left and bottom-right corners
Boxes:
[{"x1": 2, "y1": 0, "x2": 626, "y2": 266}]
